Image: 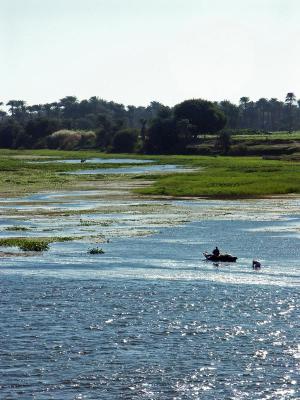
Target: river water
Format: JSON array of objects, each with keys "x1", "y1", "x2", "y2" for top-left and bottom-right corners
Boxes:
[{"x1": 0, "y1": 183, "x2": 299, "y2": 398}]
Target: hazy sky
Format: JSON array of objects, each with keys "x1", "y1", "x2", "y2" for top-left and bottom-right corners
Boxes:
[{"x1": 1, "y1": 0, "x2": 299, "y2": 107}]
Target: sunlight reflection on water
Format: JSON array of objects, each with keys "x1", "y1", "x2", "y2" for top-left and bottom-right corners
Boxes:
[{"x1": 0, "y1": 192, "x2": 299, "y2": 398}]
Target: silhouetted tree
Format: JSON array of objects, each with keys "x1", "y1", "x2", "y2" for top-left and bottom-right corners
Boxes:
[
  {"x1": 216, "y1": 131, "x2": 231, "y2": 154},
  {"x1": 0, "y1": 120, "x2": 23, "y2": 148},
  {"x1": 112, "y1": 128, "x2": 138, "y2": 153},
  {"x1": 285, "y1": 92, "x2": 296, "y2": 133},
  {"x1": 174, "y1": 99, "x2": 226, "y2": 134},
  {"x1": 256, "y1": 98, "x2": 269, "y2": 130},
  {"x1": 219, "y1": 100, "x2": 239, "y2": 128},
  {"x1": 145, "y1": 117, "x2": 178, "y2": 154}
]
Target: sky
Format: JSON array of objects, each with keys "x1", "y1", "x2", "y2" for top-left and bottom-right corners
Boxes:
[{"x1": 1, "y1": 0, "x2": 300, "y2": 107}]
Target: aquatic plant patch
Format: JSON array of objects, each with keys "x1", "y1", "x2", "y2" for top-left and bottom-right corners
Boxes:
[
  {"x1": 4, "y1": 226, "x2": 29, "y2": 231},
  {"x1": 88, "y1": 247, "x2": 105, "y2": 254},
  {"x1": 0, "y1": 236, "x2": 74, "y2": 252},
  {"x1": 80, "y1": 219, "x2": 113, "y2": 226}
]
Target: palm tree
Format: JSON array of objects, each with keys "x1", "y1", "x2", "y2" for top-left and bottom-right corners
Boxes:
[
  {"x1": 59, "y1": 96, "x2": 78, "y2": 118},
  {"x1": 256, "y1": 98, "x2": 269, "y2": 130},
  {"x1": 6, "y1": 100, "x2": 18, "y2": 116},
  {"x1": 239, "y1": 97, "x2": 250, "y2": 110},
  {"x1": 239, "y1": 97, "x2": 250, "y2": 128},
  {"x1": 269, "y1": 98, "x2": 282, "y2": 131},
  {"x1": 285, "y1": 92, "x2": 296, "y2": 104},
  {"x1": 27, "y1": 104, "x2": 42, "y2": 116},
  {"x1": 6, "y1": 100, "x2": 26, "y2": 119},
  {"x1": 285, "y1": 92, "x2": 296, "y2": 133},
  {"x1": 219, "y1": 100, "x2": 239, "y2": 129}
]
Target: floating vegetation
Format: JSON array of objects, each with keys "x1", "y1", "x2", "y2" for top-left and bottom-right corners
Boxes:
[
  {"x1": 88, "y1": 247, "x2": 105, "y2": 254},
  {"x1": 80, "y1": 218, "x2": 112, "y2": 226},
  {"x1": 20, "y1": 240, "x2": 49, "y2": 252},
  {"x1": 0, "y1": 236, "x2": 74, "y2": 252},
  {"x1": 5, "y1": 226, "x2": 29, "y2": 231}
]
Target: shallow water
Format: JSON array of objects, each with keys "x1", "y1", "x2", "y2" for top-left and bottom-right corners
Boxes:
[
  {"x1": 30, "y1": 158, "x2": 154, "y2": 164},
  {"x1": 0, "y1": 191, "x2": 299, "y2": 399},
  {"x1": 68, "y1": 164, "x2": 189, "y2": 175}
]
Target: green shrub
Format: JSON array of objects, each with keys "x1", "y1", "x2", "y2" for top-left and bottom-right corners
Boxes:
[
  {"x1": 88, "y1": 247, "x2": 105, "y2": 254},
  {"x1": 112, "y1": 129, "x2": 138, "y2": 153}
]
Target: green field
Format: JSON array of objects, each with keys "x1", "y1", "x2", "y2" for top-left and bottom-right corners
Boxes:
[
  {"x1": 193, "y1": 131, "x2": 300, "y2": 159},
  {"x1": 0, "y1": 149, "x2": 300, "y2": 199}
]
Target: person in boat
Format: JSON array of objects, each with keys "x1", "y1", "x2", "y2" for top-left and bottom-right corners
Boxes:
[
  {"x1": 252, "y1": 260, "x2": 261, "y2": 269},
  {"x1": 212, "y1": 246, "x2": 220, "y2": 257}
]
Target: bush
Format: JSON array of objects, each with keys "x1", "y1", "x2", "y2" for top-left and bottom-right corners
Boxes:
[
  {"x1": 112, "y1": 128, "x2": 138, "y2": 153},
  {"x1": 88, "y1": 247, "x2": 105, "y2": 254},
  {"x1": 47, "y1": 129, "x2": 96, "y2": 150}
]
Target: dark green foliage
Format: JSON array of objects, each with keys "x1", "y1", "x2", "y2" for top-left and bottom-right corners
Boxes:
[
  {"x1": 174, "y1": 99, "x2": 227, "y2": 134},
  {"x1": 25, "y1": 117, "x2": 60, "y2": 141},
  {"x1": 145, "y1": 117, "x2": 178, "y2": 154},
  {"x1": 1, "y1": 93, "x2": 300, "y2": 155},
  {"x1": 145, "y1": 99, "x2": 227, "y2": 154},
  {"x1": 88, "y1": 247, "x2": 105, "y2": 254},
  {"x1": 0, "y1": 120, "x2": 24, "y2": 148},
  {"x1": 216, "y1": 131, "x2": 231, "y2": 154},
  {"x1": 219, "y1": 100, "x2": 239, "y2": 128},
  {"x1": 112, "y1": 128, "x2": 138, "y2": 153}
]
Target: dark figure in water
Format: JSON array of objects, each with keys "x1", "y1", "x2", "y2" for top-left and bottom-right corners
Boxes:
[
  {"x1": 212, "y1": 246, "x2": 220, "y2": 256},
  {"x1": 252, "y1": 260, "x2": 261, "y2": 269},
  {"x1": 81, "y1": 159, "x2": 86, "y2": 163}
]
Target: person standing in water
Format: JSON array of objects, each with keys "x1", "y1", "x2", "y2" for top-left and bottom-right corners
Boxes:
[
  {"x1": 212, "y1": 246, "x2": 220, "y2": 256},
  {"x1": 252, "y1": 260, "x2": 261, "y2": 269}
]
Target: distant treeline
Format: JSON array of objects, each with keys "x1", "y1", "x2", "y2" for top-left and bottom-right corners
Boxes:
[{"x1": 0, "y1": 93, "x2": 298, "y2": 153}]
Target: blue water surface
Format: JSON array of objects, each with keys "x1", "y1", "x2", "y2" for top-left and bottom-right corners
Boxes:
[{"x1": 1, "y1": 211, "x2": 300, "y2": 399}]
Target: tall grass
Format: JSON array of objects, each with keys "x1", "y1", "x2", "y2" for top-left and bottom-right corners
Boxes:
[{"x1": 0, "y1": 237, "x2": 74, "y2": 251}]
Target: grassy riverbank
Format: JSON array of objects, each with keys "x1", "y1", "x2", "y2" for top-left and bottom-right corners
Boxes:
[
  {"x1": 0, "y1": 149, "x2": 300, "y2": 198},
  {"x1": 135, "y1": 155, "x2": 300, "y2": 198}
]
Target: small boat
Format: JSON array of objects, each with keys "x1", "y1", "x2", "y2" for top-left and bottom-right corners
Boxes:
[{"x1": 203, "y1": 252, "x2": 237, "y2": 262}]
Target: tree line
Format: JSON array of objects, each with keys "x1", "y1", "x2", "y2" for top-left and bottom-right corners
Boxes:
[
  {"x1": 221, "y1": 93, "x2": 299, "y2": 132},
  {"x1": 0, "y1": 93, "x2": 298, "y2": 153}
]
